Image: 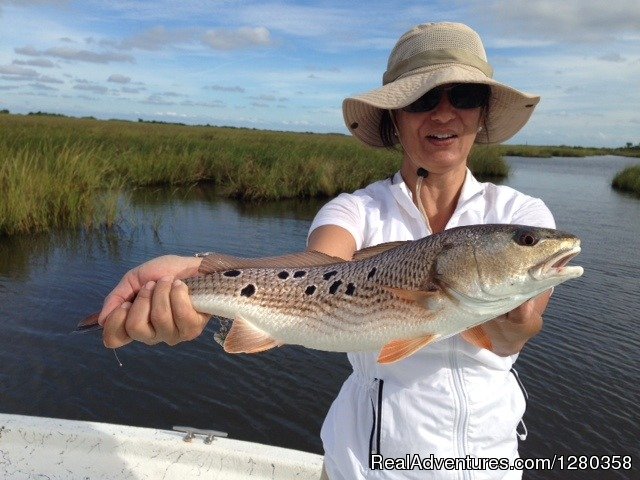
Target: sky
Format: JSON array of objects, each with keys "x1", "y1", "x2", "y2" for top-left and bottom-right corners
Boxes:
[{"x1": 1, "y1": 0, "x2": 639, "y2": 147}]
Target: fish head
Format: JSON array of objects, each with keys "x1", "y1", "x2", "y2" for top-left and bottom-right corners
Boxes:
[{"x1": 434, "y1": 225, "x2": 584, "y2": 303}]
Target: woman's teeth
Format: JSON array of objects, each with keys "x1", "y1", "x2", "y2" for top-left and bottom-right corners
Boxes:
[{"x1": 428, "y1": 134, "x2": 455, "y2": 140}]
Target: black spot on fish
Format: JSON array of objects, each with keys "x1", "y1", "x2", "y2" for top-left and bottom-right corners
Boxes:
[
  {"x1": 305, "y1": 285, "x2": 316, "y2": 295},
  {"x1": 323, "y1": 270, "x2": 338, "y2": 280},
  {"x1": 240, "y1": 284, "x2": 256, "y2": 297},
  {"x1": 329, "y1": 280, "x2": 342, "y2": 294},
  {"x1": 367, "y1": 267, "x2": 377, "y2": 280},
  {"x1": 223, "y1": 269, "x2": 241, "y2": 277},
  {"x1": 293, "y1": 270, "x2": 306, "y2": 278},
  {"x1": 277, "y1": 271, "x2": 289, "y2": 280},
  {"x1": 345, "y1": 283, "x2": 356, "y2": 296}
]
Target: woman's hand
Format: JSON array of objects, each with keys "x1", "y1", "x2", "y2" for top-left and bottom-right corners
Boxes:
[
  {"x1": 99, "y1": 255, "x2": 211, "y2": 349},
  {"x1": 481, "y1": 290, "x2": 552, "y2": 356}
]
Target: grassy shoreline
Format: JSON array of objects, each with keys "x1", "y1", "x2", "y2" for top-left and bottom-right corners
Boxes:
[
  {"x1": 501, "y1": 144, "x2": 640, "y2": 158},
  {"x1": 612, "y1": 165, "x2": 640, "y2": 197},
  {"x1": 0, "y1": 113, "x2": 636, "y2": 236}
]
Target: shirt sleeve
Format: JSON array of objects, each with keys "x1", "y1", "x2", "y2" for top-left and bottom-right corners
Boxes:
[
  {"x1": 307, "y1": 193, "x2": 365, "y2": 250},
  {"x1": 512, "y1": 197, "x2": 556, "y2": 229}
]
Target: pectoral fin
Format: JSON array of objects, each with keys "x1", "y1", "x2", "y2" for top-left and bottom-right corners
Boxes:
[
  {"x1": 377, "y1": 334, "x2": 441, "y2": 364},
  {"x1": 461, "y1": 325, "x2": 492, "y2": 351},
  {"x1": 223, "y1": 315, "x2": 281, "y2": 354}
]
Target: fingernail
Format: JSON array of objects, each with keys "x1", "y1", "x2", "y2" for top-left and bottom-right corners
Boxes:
[
  {"x1": 121, "y1": 301, "x2": 132, "y2": 310},
  {"x1": 144, "y1": 281, "x2": 156, "y2": 290},
  {"x1": 173, "y1": 279, "x2": 184, "y2": 287}
]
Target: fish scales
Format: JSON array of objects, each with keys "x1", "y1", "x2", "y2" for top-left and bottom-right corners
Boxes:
[{"x1": 185, "y1": 233, "x2": 453, "y2": 350}]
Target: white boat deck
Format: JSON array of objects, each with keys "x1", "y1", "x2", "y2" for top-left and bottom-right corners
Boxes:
[{"x1": 0, "y1": 413, "x2": 323, "y2": 479}]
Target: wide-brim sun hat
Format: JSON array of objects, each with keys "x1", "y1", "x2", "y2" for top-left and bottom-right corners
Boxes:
[{"x1": 343, "y1": 22, "x2": 540, "y2": 147}]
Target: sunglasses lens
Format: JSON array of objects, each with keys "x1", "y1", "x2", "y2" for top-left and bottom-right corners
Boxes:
[
  {"x1": 402, "y1": 84, "x2": 490, "y2": 113},
  {"x1": 449, "y1": 84, "x2": 490, "y2": 109},
  {"x1": 403, "y1": 89, "x2": 442, "y2": 113}
]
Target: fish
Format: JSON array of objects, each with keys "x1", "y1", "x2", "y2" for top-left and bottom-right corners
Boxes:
[{"x1": 77, "y1": 224, "x2": 583, "y2": 364}]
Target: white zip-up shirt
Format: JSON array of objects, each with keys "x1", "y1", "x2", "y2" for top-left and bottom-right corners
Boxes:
[{"x1": 308, "y1": 170, "x2": 555, "y2": 480}]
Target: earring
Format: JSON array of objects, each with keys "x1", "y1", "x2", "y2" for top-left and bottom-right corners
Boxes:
[{"x1": 477, "y1": 126, "x2": 483, "y2": 132}]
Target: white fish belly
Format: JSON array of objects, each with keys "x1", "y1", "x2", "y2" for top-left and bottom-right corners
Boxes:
[{"x1": 190, "y1": 292, "x2": 499, "y2": 353}]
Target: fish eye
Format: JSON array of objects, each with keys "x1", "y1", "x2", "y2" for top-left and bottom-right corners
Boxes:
[{"x1": 515, "y1": 230, "x2": 539, "y2": 246}]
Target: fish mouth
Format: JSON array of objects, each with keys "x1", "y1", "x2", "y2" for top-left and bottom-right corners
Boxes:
[{"x1": 530, "y1": 246, "x2": 584, "y2": 280}]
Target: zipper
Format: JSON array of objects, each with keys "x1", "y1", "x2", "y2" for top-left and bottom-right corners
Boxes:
[
  {"x1": 510, "y1": 368, "x2": 529, "y2": 441},
  {"x1": 449, "y1": 337, "x2": 471, "y2": 480},
  {"x1": 368, "y1": 378, "x2": 384, "y2": 465}
]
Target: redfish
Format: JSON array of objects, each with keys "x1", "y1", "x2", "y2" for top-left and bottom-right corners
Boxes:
[{"x1": 78, "y1": 225, "x2": 583, "y2": 363}]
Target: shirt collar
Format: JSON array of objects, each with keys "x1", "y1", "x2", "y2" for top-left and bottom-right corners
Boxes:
[
  {"x1": 390, "y1": 168, "x2": 484, "y2": 221},
  {"x1": 457, "y1": 168, "x2": 484, "y2": 207}
]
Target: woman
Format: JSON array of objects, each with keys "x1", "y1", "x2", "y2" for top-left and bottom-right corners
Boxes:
[{"x1": 99, "y1": 23, "x2": 554, "y2": 479}]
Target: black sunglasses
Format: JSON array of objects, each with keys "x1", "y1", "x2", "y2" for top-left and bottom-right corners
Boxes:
[{"x1": 402, "y1": 83, "x2": 491, "y2": 113}]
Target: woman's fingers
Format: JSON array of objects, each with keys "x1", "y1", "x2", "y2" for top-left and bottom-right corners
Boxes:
[
  {"x1": 99, "y1": 255, "x2": 208, "y2": 348},
  {"x1": 102, "y1": 302, "x2": 134, "y2": 349},
  {"x1": 124, "y1": 280, "x2": 157, "y2": 344},
  {"x1": 170, "y1": 279, "x2": 210, "y2": 342},
  {"x1": 149, "y1": 276, "x2": 180, "y2": 344}
]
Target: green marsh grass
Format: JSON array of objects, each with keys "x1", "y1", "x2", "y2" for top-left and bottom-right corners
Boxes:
[
  {"x1": 612, "y1": 165, "x2": 640, "y2": 197},
  {"x1": 1, "y1": 114, "x2": 510, "y2": 235},
  {"x1": 468, "y1": 145, "x2": 509, "y2": 178},
  {"x1": 0, "y1": 139, "x2": 121, "y2": 235}
]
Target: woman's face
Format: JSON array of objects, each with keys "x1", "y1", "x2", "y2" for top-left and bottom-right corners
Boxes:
[{"x1": 395, "y1": 85, "x2": 483, "y2": 176}]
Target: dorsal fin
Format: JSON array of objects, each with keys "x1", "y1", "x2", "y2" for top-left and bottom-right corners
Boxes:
[
  {"x1": 199, "y1": 250, "x2": 345, "y2": 274},
  {"x1": 351, "y1": 241, "x2": 409, "y2": 261}
]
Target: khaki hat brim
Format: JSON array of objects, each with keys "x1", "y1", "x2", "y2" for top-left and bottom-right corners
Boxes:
[{"x1": 343, "y1": 64, "x2": 540, "y2": 147}]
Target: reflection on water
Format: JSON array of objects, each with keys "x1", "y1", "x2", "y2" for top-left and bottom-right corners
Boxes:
[{"x1": 1, "y1": 156, "x2": 639, "y2": 480}]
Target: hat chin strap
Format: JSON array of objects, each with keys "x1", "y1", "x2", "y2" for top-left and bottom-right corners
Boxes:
[{"x1": 389, "y1": 110, "x2": 430, "y2": 228}]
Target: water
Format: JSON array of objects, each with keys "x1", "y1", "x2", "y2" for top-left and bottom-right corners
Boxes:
[{"x1": 1, "y1": 156, "x2": 638, "y2": 479}]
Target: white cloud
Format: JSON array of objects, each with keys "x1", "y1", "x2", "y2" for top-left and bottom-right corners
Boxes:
[
  {"x1": 0, "y1": 64, "x2": 39, "y2": 77},
  {"x1": 13, "y1": 58, "x2": 56, "y2": 68},
  {"x1": 108, "y1": 74, "x2": 131, "y2": 83},
  {"x1": 73, "y1": 82, "x2": 108, "y2": 94},
  {"x1": 28, "y1": 82, "x2": 57, "y2": 91},
  {"x1": 202, "y1": 27, "x2": 272, "y2": 51},
  {"x1": 249, "y1": 94, "x2": 276, "y2": 102},
  {"x1": 181, "y1": 99, "x2": 224, "y2": 108},
  {"x1": 205, "y1": 84, "x2": 245, "y2": 93},
  {"x1": 15, "y1": 45, "x2": 134, "y2": 64},
  {"x1": 476, "y1": 0, "x2": 640, "y2": 44},
  {"x1": 38, "y1": 74, "x2": 64, "y2": 84},
  {"x1": 117, "y1": 26, "x2": 197, "y2": 51},
  {"x1": 598, "y1": 53, "x2": 626, "y2": 63},
  {"x1": 0, "y1": 0, "x2": 69, "y2": 5},
  {"x1": 238, "y1": 3, "x2": 353, "y2": 37},
  {"x1": 121, "y1": 86, "x2": 145, "y2": 93},
  {"x1": 142, "y1": 94, "x2": 176, "y2": 105}
]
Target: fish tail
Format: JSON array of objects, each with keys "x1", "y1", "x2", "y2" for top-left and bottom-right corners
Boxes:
[{"x1": 73, "y1": 312, "x2": 102, "y2": 333}]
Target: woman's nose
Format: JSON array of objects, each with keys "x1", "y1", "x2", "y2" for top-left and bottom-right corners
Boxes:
[{"x1": 429, "y1": 93, "x2": 456, "y2": 122}]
